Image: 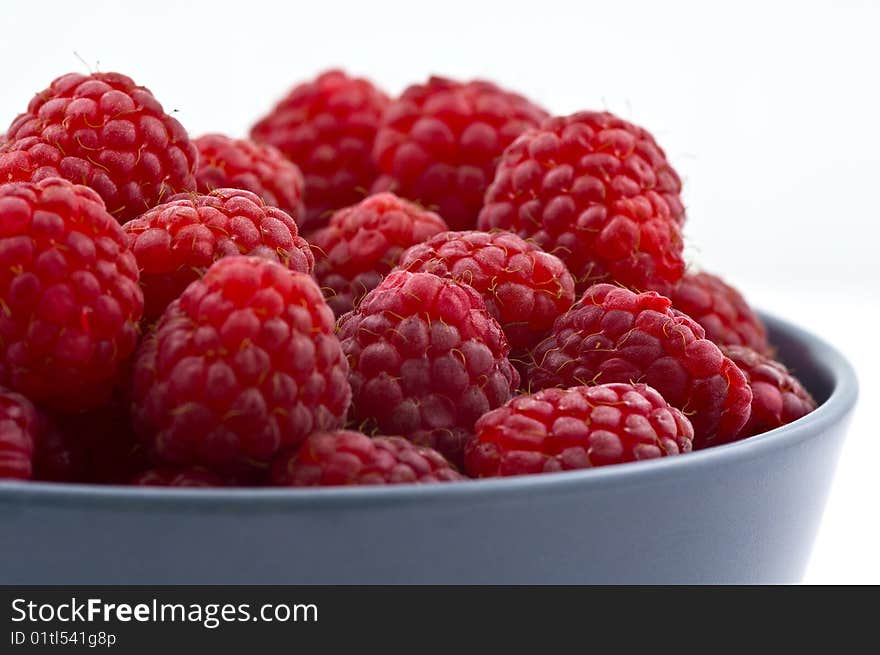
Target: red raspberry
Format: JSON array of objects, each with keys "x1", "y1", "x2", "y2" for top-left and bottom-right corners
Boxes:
[
  {"x1": 372, "y1": 76, "x2": 548, "y2": 230},
  {"x1": 123, "y1": 188, "x2": 313, "y2": 322},
  {"x1": 131, "y1": 256, "x2": 350, "y2": 475},
  {"x1": 1, "y1": 72, "x2": 198, "y2": 222},
  {"x1": 270, "y1": 430, "x2": 464, "y2": 486},
  {"x1": 251, "y1": 70, "x2": 390, "y2": 232},
  {"x1": 478, "y1": 111, "x2": 686, "y2": 295},
  {"x1": 33, "y1": 400, "x2": 146, "y2": 484},
  {"x1": 670, "y1": 271, "x2": 770, "y2": 355},
  {"x1": 339, "y1": 270, "x2": 519, "y2": 465},
  {"x1": 309, "y1": 192, "x2": 448, "y2": 316},
  {"x1": 397, "y1": 230, "x2": 575, "y2": 354},
  {"x1": 194, "y1": 134, "x2": 305, "y2": 219},
  {"x1": 529, "y1": 284, "x2": 752, "y2": 448},
  {"x1": 0, "y1": 178, "x2": 143, "y2": 412},
  {"x1": 131, "y1": 466, "x2": 228, "y2": 487},
  {"x1": 465, "y1": 383, "x2": 693, "y2": 477},
  {"x1": 721, "y1": 345, "x2": 816, "y2": 439},
  {"x1": 0, "y1": 387, "x2": 38, "y2": 479}
]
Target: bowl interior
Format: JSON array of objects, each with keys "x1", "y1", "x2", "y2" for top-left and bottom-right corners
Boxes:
[
  {"x1": 0, "y1": 310, "x2": 859, "y2": 504},
  {"x1": 768, "y1": 313, "x2": 836, "y2": 405}
]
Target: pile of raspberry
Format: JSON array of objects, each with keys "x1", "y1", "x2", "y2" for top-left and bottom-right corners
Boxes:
[{"x1": 0, "y1": 67, "x2": 817, "y2": 488}]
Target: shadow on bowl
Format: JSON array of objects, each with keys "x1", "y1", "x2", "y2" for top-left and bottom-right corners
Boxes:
[{"x1": 0, "y1": 312, "x2": 859, "y2": 583}]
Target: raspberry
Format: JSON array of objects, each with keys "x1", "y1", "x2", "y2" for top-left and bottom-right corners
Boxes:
[
  {"x1": 339, "y1": 270, "x2": 519, "y2": 465},
  {"x1": 720, "y1": 345, "x2": 816, "y2": 439},
  {"x1": 251, "y1": 70, "x2": 390, "y2": 232},
  {"x1": 131, "y1": 256, "x2": 350, "y2": 475},
  {"x1": 194, "y1": 134, "x2": 305, "y2": 219},
  {"x1": 670, "y1": 271, "x2": 770, "y2": 355},
  {"x1": 478, "y1": 111, "x2": 686, "y2": 295},
  {"x1": 123, "y1": 188, "x2": 313, "y2": 322},
  {"x1": 465, "y1": 383, "x2": 694, "y2": 477},
  {"x1": 33, "y1": 400, "x2": 145, "y2": 484},
  {"x1": 398, "y1": 230, "x2": 575, "y2": 354},
  {"x1": 131, "y1": 466, "x2": 228, "y2": 487},
  {"x1": 529, "y1": 284, "x2": 752, "y2": 448},
  {"x1": 270, "y1": 430, "x2": 464, "y2": 486},
  {"x1": 0, "y1": 386, "x2": 38, "y2": 479},
  {"x1": 0, "y1": 178, "x2": 143, "y2": 411},
  {"x1": 372, "y1": 76, "x2": 548, "y2": 230},
  {"x1": 1, "y1": 72, "x2": 197, "y2": 222},
  {"x1": 309, "y1": 192, "x2": 448, "y2": 316}
]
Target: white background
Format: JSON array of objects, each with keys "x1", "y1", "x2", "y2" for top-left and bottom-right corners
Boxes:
[{"x1": 1, "y1": 0, "x2": 877, "y2": 583}]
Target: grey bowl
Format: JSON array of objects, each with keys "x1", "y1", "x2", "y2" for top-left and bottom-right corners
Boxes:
[{"x1": 0, "y1": 313, "x2": 858, "y2": 584}]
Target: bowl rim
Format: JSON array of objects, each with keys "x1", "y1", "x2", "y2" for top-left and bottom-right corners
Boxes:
[{"x1": 0, "y1": 311, "x2": 859, "y2": 509}]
